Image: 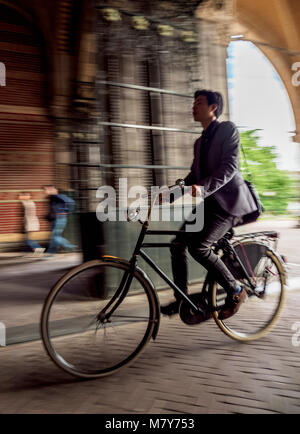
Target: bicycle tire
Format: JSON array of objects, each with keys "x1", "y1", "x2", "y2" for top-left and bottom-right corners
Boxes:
[
  {"x1": 41, "y1": 259, "x2": 158, "y2": 378},
  {"x1": 211, "y1": 241, "x2": 286, "y2": 341}
]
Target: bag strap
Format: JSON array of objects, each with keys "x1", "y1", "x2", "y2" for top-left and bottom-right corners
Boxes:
[{"x1": 240, "y1": 142, "x2": 254, "y2": 183}]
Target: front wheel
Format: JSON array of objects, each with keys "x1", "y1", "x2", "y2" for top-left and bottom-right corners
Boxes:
[
  {"x1": 41, "y1": 260, "x2": 157, "y2": 378},
  {"x1": 211, "y1": 243, "x2": 286, "y2": 341}
]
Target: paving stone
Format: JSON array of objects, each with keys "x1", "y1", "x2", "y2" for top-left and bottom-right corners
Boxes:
[{"x1": 0, "y1": 290, "x2": 300, "y2": 413}]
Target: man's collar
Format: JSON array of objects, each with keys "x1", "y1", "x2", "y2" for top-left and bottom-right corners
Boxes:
[{"x1": 202, "y1": 119, "x2": 219, "y2": 137}]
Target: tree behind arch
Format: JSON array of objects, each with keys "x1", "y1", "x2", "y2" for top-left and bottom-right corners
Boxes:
[{"x1": 240, "y1": 130, "x2": 297, "y2": 215}]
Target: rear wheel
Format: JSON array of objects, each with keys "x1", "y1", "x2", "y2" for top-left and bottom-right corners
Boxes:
[
  {"x1": 41, "y1": 260, "x2": 157, "y2": 378},
  {"x1": 211, "y1": 242, "x2": 285, "y2": 341}
]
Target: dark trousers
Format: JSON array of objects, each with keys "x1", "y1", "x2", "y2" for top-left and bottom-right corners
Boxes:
[{"x1": 170, "y1": 200, "x2": 239, "y2": 300}]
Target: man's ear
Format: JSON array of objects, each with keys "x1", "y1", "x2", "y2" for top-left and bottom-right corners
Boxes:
[{"x1": 211, "y1": 103, "x2": 218, "y2": 115}]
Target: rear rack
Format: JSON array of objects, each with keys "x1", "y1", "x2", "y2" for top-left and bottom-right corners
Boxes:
[
  {"x1": 232, "y1": 230, "x2": 279, "y2": 250},
  {"x1": 235, "y1": 230, "x2": 278, "y2": 239}
]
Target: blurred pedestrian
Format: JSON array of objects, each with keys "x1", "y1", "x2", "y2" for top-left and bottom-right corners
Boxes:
[
  {"x1": 43, "y1": 185, "x2": 76, "y2": 257},
  {"x1": 18, "y1": 192, "x2": 45, "y2": 256}
]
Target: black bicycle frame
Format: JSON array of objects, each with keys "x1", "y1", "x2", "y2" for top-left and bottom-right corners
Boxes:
[
  {"x1": 103, "y1": 218, "x2": 257, "y2": 320},
  {"x1": 215, "y1": 238, "x2": 257, "y2": 291},
  {"x1": 137, "y1": 223, "x2": 256, "y2": 302},
  {"x1": 130, "y1": 225, "x2": 213, "y2": 313}
]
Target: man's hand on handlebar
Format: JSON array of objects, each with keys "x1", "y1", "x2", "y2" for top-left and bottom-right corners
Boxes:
[
  {"x1": 190, "y1": 184, "x2": 203, "y2": 198},
  {"x1": 157, "y1": 183, "x2": 202, "y2": 205}
]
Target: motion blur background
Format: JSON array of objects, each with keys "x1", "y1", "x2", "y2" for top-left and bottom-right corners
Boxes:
[{"x1": 0, "y1": 0, "x2": 300, "y2": 286}]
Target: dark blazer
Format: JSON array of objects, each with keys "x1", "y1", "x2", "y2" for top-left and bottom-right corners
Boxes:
[{"x1": 184, "y1": 120, "x2": 257, "y2": 217}]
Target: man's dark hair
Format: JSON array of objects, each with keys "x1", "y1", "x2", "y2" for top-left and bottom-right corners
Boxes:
[{"x1": 194, "y1": 89, "x2": 223, "y2": 118}]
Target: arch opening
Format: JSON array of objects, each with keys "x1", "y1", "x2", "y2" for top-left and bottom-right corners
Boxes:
[{"x1": 227, "y1": 40, "x2": 297, "y2": 171}]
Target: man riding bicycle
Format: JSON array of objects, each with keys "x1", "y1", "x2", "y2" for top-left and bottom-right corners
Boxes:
[{"x1": 160, "y1": 89, "x2": 258, "y2": 320}]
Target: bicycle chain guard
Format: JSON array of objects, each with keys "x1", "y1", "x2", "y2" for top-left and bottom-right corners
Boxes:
[{"x1": 179, "y1": 292, "x2": 212, "y2": 326}]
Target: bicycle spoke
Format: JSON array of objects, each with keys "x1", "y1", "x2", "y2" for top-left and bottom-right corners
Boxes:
[
  {"x1": 42, "y1": 261, "x2": 156, "y2": 378},
  {"x1": 212, "y1": 243, "x2": 285, "y2": 341}
]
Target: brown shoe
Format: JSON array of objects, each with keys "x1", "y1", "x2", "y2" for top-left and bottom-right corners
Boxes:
[{"x1": 218, "y1": 288, "x2": 247, "y2": 320}]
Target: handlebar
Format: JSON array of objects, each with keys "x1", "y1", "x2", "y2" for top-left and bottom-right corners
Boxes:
[{"x1": 126, "y1": 179, "x2": 185, "y2": 223}]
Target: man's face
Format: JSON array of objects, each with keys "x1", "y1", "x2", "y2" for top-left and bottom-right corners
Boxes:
[{"x1": 193, "y1": 95, "x2": 217, "y2": 123}]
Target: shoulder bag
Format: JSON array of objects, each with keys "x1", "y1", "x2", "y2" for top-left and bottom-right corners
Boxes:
[{"x1": 240, "y1": 144, "x2": 264, "y2": 224}]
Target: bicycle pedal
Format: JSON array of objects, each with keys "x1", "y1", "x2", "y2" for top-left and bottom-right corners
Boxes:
[
  {"x1": 160, "y1": 300, "x2": 180, "y2": 316},
  {"x1": 179, "y1": 293, "x2": 212, "y2": 326}
]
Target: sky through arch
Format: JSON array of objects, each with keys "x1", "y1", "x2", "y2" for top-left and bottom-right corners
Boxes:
[{"x1": 227, "y1": 40, "x2": 298, "y2": 171}]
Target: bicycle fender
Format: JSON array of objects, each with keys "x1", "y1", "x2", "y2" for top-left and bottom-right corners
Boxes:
[
  {"x1": 266, "y1": 248, "x2": 287, "y2": 285},
  {"x1": 101, "y1": 255, "x2": 160, "y2": 340}
]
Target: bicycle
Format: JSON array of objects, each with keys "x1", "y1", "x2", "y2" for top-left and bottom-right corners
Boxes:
[{"x1": 41, "y1": 180, "x2": 286, "y2": 379}]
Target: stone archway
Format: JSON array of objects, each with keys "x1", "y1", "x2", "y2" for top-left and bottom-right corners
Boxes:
[
  {"x1": 196, "y1": 0, "x2": 300, "y2": 142},
  {"x1": 241, "y1": 1, "x2": 299, "y2": 142}
]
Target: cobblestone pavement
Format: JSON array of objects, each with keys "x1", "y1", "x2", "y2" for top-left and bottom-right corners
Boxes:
[
  {"x1": 1, "y1": 220, "x2": 300, "y2": 413},
  {"x1": 1, "y1": 288, "x2": 300, "y2": 414}
]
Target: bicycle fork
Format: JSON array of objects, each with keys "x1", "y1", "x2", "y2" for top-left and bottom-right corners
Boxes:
[{"x1": 96, "y1": 258, "x2": 138, "y2": 324}]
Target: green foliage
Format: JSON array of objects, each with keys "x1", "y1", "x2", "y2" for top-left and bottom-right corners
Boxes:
[{"x1": 240, "y1": 130, "x2": 297, "y2": 215}]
